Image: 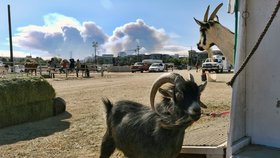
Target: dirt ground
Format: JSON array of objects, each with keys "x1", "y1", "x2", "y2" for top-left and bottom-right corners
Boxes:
[{"x1": 0, "y1": 69, "x2": 233, "y2": 158}]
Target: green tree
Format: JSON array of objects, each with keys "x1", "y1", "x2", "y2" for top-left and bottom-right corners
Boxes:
[{"x1": 1, "y1": 57, "x2": 8, "y2": 62}]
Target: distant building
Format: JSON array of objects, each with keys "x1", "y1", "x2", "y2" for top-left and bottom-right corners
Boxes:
[
  {"x1": 102, "y1": 54, "x2": 114, "y2": 64},
  {"x1": 173, "y1": 54, "x2": 179, "y2": 59},
  {"x1": 162, "y1": 54, "x2": 172, "y2": 60},
  {"x1": 118, "y1": 51, "x2": 127, "y2": 57},
  {"x1": 150, "y1": 54, "x2": 162, "y2": 60},
  {"x1": 102, "y1": 54, "x2": 114, "y2": 58}
]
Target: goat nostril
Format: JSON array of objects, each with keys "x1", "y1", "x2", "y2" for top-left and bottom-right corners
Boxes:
[
  {"x1": 194, "y1": 107, "x2": 201, "y2": 113},
  {"x1": 188, "y1": 107, "x2": 201, "y2": 115},
  {"x1": 187, "y1": 102, "x2": 202, "y2": 116}
]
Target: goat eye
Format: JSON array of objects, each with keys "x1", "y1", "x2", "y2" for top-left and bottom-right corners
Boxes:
[{"x1": 175, "y1": 92, "x2": 183, "y2": 101}]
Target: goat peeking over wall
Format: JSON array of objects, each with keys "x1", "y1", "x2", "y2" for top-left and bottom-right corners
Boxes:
[
  {"x1": 194, "y1": 3, "x2": 235, "y2": 65},
  {"x1": 100, "y1": 73, "x2": 207, "y2": 158}
]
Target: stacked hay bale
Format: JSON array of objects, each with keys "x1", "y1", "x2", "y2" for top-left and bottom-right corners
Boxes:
[{"x1": 0, "y1": 76, "x2": 63, "y2": 128}]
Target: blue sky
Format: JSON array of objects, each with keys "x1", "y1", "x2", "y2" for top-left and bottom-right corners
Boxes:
[{"x1": 0, "y1": 0, "x2": 234, "y2": 59}]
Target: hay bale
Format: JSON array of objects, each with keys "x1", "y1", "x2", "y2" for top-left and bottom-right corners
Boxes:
[
  {"x1": 53, "y1": 97, "x2": 66, "y2": 116},
  {"x1": 0, "y1": 77, "x2": 55, "y2": 109},
  {"x1": 0, "y1": 76, "x2": 56, "y2": 128}
]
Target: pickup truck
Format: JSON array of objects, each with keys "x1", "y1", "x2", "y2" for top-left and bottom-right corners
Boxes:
[
  {"x1": 131, "y1": 62, "x2": 150, "y2": 73},
  {"x1": 201, "y1": 58, "x2": 222, "y2": 73}
]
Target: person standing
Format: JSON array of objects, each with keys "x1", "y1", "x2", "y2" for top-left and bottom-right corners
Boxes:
[
  {"x1": 195, "y1": 62, "x2": 199, "y2": 72},
  {"x1": 76, "y1": 59, "x2": 81, "y2": 77}
]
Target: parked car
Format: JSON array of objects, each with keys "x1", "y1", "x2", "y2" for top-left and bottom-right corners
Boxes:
[
  {"x1": 131, "y1": 62, "x2": 149, "y2": 73},
  {"x1": 201, "y1": 58, "x2": 222, "y2": 73},
  {"x1": 202, "y1": 55, "x2": 231, "y2": 73},
  {"x1": 148, "y1": 63, "x2": 165, "y2": 72},
  {"x1": 8, "y1": 65, "x2": 25, "y2": 73}
]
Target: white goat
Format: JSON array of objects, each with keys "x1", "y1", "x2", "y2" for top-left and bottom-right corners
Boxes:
[{"x1": 194, "y1": 3, "x2": 235, "y2": 65}]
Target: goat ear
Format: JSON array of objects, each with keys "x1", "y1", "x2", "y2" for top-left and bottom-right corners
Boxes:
[
  {"x1": 199, "y1": 82, "x2": 207, "y2": 92},
  {"x1": 189, "y1": 74, "x2": 195, "y2": 82},
  {"x1": 194, "y1": 18, "x2": 206, "y2": 26},
  {"x1": 213, "y1": 15, "x2": 219, "y2": 22},
  {"x1": 199, "y1": 101, "x2": 208, "y2": 108},
  {"x1": 158, "y1": 88, "x2": 173, "y2": 98}
]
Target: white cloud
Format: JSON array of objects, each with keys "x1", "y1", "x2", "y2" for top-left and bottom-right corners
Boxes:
[
  {"x1": 43, "y1": 13, "x2": 81, "y2": 32},
  {"x1": 13, "y1": 13, "x2": 108, "y2": 59},
  {"x1": 11, "y1": 14, "x2": 191, "y2": 59},
  {"x1": 168, "y1": 32, "x2": 181, "y2": 39},
  {"x1": 148, "y1": 45, "x2": 191, "y2": 56},
  {"x1": 105, "y1": 19, "x2": 169, "y2": 55},
  {"x1": 0, "y1": 50, "x2": 29, "y2": 58}
]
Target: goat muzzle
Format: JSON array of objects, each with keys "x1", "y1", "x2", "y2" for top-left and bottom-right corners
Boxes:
[
  {"x1": 197, "y1": 43, "x2": 205, "y2": 51},
  {"x1": 187, "y1": 102, "x2": 202, "y2": 121}
]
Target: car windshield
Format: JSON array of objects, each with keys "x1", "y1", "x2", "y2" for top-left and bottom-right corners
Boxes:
[
  {"x1": 151, "y1": 63, "x2": 162, "y2": 66},
  {"x1": 205, "y1": 58, "x2": 214, "y2": 62},
  {"x1": 134, "y1": 62, "x2": 143, "y2": 66}
]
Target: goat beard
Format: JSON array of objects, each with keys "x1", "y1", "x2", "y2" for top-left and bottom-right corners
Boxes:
[{"x1": 159, "y1": 115, "x2": 194, "y2": 129}]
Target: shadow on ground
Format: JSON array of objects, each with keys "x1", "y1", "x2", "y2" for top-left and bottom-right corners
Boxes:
[{"x1": 0, "y1": 111, "x2": 71, "y2": 145}]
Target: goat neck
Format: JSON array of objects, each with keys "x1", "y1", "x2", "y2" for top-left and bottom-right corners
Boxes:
[{"x1": 206, "y1": 22, "x2": 234, "y2": 64}]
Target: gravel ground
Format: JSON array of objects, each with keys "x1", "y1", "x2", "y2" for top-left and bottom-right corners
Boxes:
[{"x1": 0, "y1": 69, "x2": 233, "y2": 158}]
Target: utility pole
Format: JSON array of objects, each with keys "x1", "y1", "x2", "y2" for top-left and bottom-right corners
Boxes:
[
  {"x1": 92, "y1": 41, "x2": 98, "y2": 65},
  {"x1": 136, "y1": 45, "x2": 140, "y2": 62},
  {"x1": 8, "y1": 4, "x2": 14, "y2": 70},
  {"x1": 70, "y1": 51, "x2": 72, "y2": 59}
]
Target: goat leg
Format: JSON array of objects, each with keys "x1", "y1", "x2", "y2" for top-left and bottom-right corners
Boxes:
[{"x1": 100, "y1": 130, "x2": 116, "y2": 158}]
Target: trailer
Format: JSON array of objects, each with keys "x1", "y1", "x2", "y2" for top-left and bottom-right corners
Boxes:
[{"x1": 227, "y1": 0, "x2": 280, "y2": 157}]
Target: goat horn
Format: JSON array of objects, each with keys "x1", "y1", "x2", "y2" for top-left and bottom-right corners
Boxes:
[
  {"x1": 189, "y1": 74, "x2": 194, "y2": 82},
  {"x1": 150, "y1": 73, "x2": 185, "y2": 111},
  {"x1": 194, "y1": 18, "x2": 206, "y2": 26},
  {"x1": 204, "y1": 5, "x2": 210, "y2": 22},
  {"x1": 209, "y1": 3, "x2": 223, "y2": 21}
]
